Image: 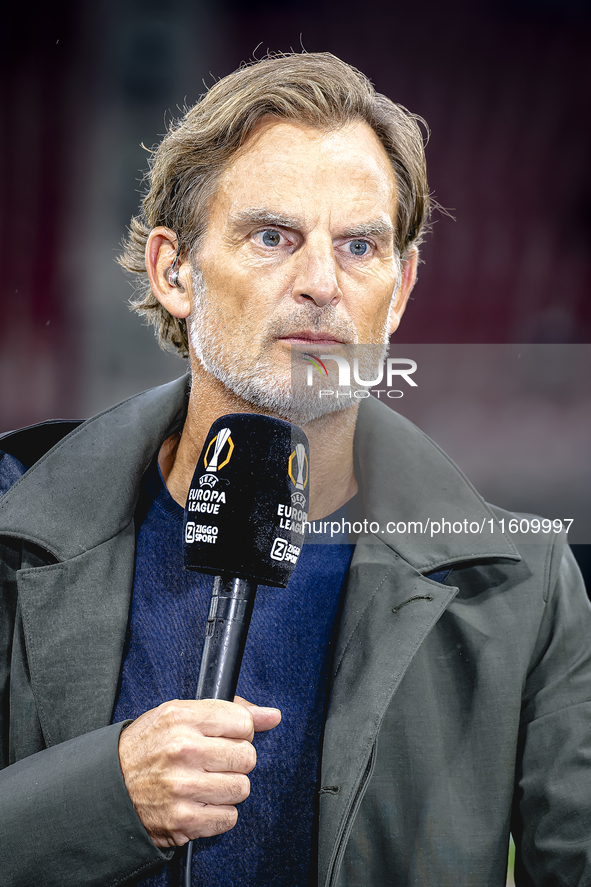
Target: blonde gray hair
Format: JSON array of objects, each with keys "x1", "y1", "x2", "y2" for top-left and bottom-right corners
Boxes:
[{"x1": 119, "y1": 52, "x2": 430, "y2": 357}]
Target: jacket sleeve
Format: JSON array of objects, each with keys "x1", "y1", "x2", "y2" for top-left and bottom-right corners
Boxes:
[
  {"x1": 0, "y1": 722, "x2": 174, "y2": 886},
  {"x1": 513, "y1": 541, "x2": 591, "y2": 885},
  {"x1": 0, "y1": 538, "x2": 174, "y2": 887}
]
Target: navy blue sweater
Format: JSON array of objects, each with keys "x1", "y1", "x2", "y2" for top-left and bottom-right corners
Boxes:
[{"x1": 112, "y1": 459, "x2": 354, "y2": 886}]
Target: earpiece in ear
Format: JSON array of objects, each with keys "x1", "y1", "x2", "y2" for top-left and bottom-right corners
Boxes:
[
  {"x1": 167, "y1": 267, "x2": 182, "y2": 288},
  {"x1": 166, "y1": 243, "x2": 185, "y2": 290}
]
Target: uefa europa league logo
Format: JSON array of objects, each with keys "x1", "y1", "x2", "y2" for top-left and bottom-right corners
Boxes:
[
  {"x1": 294, "y1": 443, "x2": 306, "y2": 490},
  {"x1": 206, "y1": 427, "x2": 232, "y2": 473}
]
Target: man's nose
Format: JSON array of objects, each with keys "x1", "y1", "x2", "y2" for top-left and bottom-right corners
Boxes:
[{"x1": 291, "y1": 239, "x2": 341, "y2": 308}]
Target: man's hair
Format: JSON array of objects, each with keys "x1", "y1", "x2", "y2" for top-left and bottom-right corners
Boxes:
[{"x1": 119, "y1": 52, "x2": 430, "y2": 357}]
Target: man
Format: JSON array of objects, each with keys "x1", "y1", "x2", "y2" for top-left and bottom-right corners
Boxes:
[{"x1": 1, "y1": 52, "x2": 590, "y2": 887}]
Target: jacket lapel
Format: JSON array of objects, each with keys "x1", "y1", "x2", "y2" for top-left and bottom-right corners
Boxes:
[
  {"x1": 318, "y1": 537, "x2": 459, "y2": 887},
  {"x1": 316, "y1": 395, "x2": 521, "y2": 885},
  {"x1": 16, "y1": 525, "x2": 136, "y2": 745},
  {"x1": 0, "y1": 375, "x2": 189, "y2": 748}
]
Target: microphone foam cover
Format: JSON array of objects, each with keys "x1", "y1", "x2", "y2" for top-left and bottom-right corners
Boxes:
[{"x1": 183, "y1": 414, "x2": 310, "y2": 587}]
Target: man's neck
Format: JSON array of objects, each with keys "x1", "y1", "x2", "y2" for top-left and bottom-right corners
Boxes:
[{"x1": 159, "y1": 366, "x2": 358, "y2": 520}]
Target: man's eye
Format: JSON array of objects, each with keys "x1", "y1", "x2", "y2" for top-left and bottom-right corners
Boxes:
[
  {"x1": 260, "y1": 230, "x2": 282, "y2": 247},
  {"x1": 347, "y1": 240, "x2": 369, "y2": 256}
]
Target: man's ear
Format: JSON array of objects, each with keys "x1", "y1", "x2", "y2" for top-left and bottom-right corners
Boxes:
[
  {"x1": 388, "y1": 247, "x2": 418, "y2": 336},
  {"x1": 145, "y1": 227, "x2": 192, "y2": 319}
]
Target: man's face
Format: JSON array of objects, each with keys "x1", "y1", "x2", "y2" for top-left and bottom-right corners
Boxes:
[{"x1": 189, "y1": 118, "x2": 405, "y2": 422}]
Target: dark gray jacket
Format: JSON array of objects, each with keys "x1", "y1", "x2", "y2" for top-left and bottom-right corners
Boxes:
[{"x1": 1, "y1": 375, "x2": 590, "y2": 886}]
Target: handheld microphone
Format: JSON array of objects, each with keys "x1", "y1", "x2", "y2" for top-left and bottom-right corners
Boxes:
[
  {"x1": 183, "y1": 413, "x2": 310, "y2": 702},
  {"x1": 182, "y1": 413, "x2": 309, "y2": 887}
]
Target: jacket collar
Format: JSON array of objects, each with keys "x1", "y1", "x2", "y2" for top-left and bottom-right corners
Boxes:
[
  {"x1": 0, "y1": 375, "x2": 518, "y2": 569},
  {"x1": 353, "y1": 395, "x2": 519, "y2": 571},
  {"x1": 0, "y1": 375, "x2": 189, "y2": 560}
]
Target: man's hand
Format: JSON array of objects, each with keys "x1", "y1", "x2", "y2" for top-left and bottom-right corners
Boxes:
[{"x1": 118, "y1": 696, "x2": 281, "y2": 848}]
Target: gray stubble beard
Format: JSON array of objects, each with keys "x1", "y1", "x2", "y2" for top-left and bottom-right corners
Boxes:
[{"x1": 188, "y1": 266, "x2": 396, "y2": 426}]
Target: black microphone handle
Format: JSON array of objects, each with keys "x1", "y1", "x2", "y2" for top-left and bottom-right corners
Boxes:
[
  {"x1": 185, "y1": 577, "x2": 258, "y2": 887},
  {"x1": 195, "y1": 576, "x2": 258, "y2": 702}
]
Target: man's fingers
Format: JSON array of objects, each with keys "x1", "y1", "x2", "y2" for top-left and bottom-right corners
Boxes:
[
  {"x1": 188, "y1": 804, "x2": 240, "y2": 840},
  {"x1": 156, "y1": 697, "x2": 281, "y2": 738},
  {"x1": 233, "y1": 696, "x2": 282, "y2": 732},
  {"x1": 153, "y1": 804, "x2": 240, "y2": 847},
  {"x1": 191, "y1": 699, "x2": 255, "y2": 739},
  {"x1": 195, "y1": 737, "x2": 257, "y2": 775},
  {"x1": 157, "y1": 698, "x2": 255, "y2": 740},
  {"x1": 187, "y1": 772, "x2": 251, "y2": 806}
]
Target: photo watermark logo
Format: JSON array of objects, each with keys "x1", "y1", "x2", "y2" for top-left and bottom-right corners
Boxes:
[{"x1": 303, "y1": 351, "x2": 418, "y2": 400}]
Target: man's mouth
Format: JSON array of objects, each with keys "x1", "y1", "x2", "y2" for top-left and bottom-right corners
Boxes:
[{"x1": 276, "y1": 330, "x2": 348, "y2": 347}]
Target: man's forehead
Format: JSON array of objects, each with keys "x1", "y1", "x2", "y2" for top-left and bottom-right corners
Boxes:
[{"x1": 209, "y1": 118, "x2": 398, "y2": 232}]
